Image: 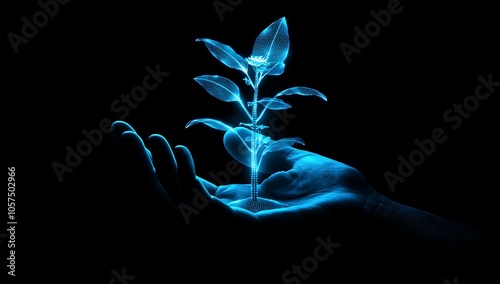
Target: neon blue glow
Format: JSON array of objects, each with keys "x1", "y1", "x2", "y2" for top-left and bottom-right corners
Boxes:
[
  {"x1": 186, "y1": 17, "x2": 327, "y2": 212},
  {"x1": 196, "y1": 38, "x2": 249, "y2": 74},
  {"x1": 251, "y1": 17, "x2": 289, "y2": 69}
]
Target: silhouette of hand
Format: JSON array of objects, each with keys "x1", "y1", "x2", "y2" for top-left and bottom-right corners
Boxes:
[
  {"x1": 111, "y1": 121, "x2": 378, "y2": 227},
  {"x1": 110, "y1": 121, "x2": 496, "y2": 283},
  {"x1": 110, "y1": 120, "x2": 380, "y2": 278},
  {"x1": 111, "y1": 121, "x2": 249, "y2": 226}
]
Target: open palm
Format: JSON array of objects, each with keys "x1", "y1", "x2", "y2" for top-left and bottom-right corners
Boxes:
[
  {"x1": 112, "y1": 121, "x2": 376, "y2": 228},
  {"x1": 207, "y1": 127, "x2": 376, "y2": 225}
]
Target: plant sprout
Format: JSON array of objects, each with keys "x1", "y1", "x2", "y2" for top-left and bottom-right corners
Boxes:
[{"x1": 186, "y1": 17, "x2": 327, "y2": 212}]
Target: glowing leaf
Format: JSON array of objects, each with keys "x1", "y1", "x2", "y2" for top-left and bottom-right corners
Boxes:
[
  {"x1": 185, "y1": 118, "x2": 233, "y2": 132},
  {"x1": 257, "y1": 97, "x2": 291, "y2": 110},
  {"x1": 196, "y1": 38, "x2": 248, "y2": 74},
  {"x1": 264, "y1": 137, "x2": 304, "y2": 153},
  {"x1": 275, "y1": 87, "x2": 327, "y2": 101},
  {"x1": 188, "y1": 17, "x2": 329, "y2": 209},
  {"x1": 194, "y1": 75, "x2": 242, "y2": 103},
  {"x1": 266, "y1": 62, "x2": 285, "y2": 76},
  {"x1": 252, "y1": 17, "x2": 290, "y2": 64}
]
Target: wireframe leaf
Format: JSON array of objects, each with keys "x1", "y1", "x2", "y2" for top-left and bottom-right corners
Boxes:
[
  {"x1": 275, "y1": 87, "x2": 327, "y2": 101},
  {"x1": 252, "y1": 17, "x2": 290, "y2": 64},
  {"x1": 264, "y1": 137, "x2": 304, "y2": 153},
  {"x1": 257, "y1": 97, "x2": 291, "y2": 110},
  {"x1": 194, "y1": 75, "x2": 242, "y2": 103},
  {"x1": 267, "y1": 62, "x2": 285, "y2": 76},
  {"x1": 196, "y1": 38, "x2": 248, "y2": 74},
  {"x1": 185, "y1": 118, "x2": 233, "y2": 132}
]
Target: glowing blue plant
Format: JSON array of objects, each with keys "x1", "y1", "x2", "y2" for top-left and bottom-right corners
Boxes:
[{"x1": 187, "y1": 17, "x2": 327, "y2": 212}]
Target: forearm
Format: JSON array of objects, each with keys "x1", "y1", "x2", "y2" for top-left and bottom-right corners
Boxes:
[
  {"x1": 358, "y1": 190, "x2": 497, "y2": 279},
  {"x1": 364, "y1": 191, "x2": 495, "y2": 251}
]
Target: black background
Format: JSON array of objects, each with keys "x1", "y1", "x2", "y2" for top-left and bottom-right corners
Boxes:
[{"x1": 4, "y1": 0, "x2": 498, "y2": 283}]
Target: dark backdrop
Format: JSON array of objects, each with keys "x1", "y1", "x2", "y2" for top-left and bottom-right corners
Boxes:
[{"x1": 4, "y1": 0, "x2": 498, "y2": 283}]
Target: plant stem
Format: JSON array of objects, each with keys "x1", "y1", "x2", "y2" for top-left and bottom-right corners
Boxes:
[{"x1": 251, "y1": 84, "x2": 259, "y2": 202}]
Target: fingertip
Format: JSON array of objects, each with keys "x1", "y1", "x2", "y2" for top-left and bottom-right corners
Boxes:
[
  {"x1": 174, "y1": 145, "x2": 203, "y2": 206},
  {"x1": 174, "y1": 145, "x2": 196, "y2": 182},
  {"x1": 144, "y1": 133, "x2": 179, "y2": 198},
  {"x1": 120, "y1": 130, "x2": 142, "y2": 144},
  {"x1": 146, "y1": 134, "x2": 172, "y2": 157},
  {"x1": 111, "y1": 120, "x2": 135, "y2": 142},
  {"x1": 119, "y1": 130, "x2": 155, "y2": 173},
  {"x1": 147, "y1": 133, "x2": 164, "y2": 141}
]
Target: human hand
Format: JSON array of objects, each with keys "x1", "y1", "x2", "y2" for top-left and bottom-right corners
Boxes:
[
  {"x1": 111, "y1": 121, "x2": 378, "y2": 228},
  {"x1": 111, "y1": 120, "x2": 254, "y2": 277},
  {"x1": 209, "y1": 126, "x2": 378, "y2": 226},
  {"x1": 111, "y1": 121, "x2": 497, "y2": 282},
  {"x1": 110, "y1": 120, "x2": 245, "y2": 227},
  {"x1": 110, "y1": 120, "x2": 379, "y2": 275},
  {"x1": 110, "y1": 120, "x2": 388, "y2": 278}
]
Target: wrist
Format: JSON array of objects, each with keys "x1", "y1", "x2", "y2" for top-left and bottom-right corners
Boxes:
[{"x1": 363, "y1": 189, "x2": 387, "y2": 218}]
